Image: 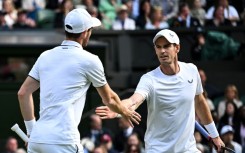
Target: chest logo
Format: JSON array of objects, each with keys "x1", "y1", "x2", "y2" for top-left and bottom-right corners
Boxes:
[{"x1": 188, "y1": 79, "x2": 193, "y2": 83}]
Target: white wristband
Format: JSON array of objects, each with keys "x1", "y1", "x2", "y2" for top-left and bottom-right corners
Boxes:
[
  {"x1": 24, "y1": 119, "x2": 36, "y2": 135},
  {"x1": 116, "y1": 114, "x2": 122, "y2": 118},
  {"x1": 204, "y1": 121, "x2": 219, "y2": 138}
]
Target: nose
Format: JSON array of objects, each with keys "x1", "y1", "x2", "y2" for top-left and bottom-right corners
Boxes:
[{"x1": 159, "y1": 47, "x2": 166, "y2": 53}]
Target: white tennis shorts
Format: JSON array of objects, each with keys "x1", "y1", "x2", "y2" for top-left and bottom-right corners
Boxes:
[{"x1": 28, "y1": 142, "x2": 84, "y2": 153}]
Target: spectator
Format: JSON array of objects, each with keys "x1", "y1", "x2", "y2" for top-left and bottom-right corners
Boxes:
[
  {"x1": 205, "y1": 0, "x2": 240, "y2": 26},
  {"x1": 169, "y1": 2, "x2": 201, "y2": 28},
  {"x1": 122, "y1": 0, "x2": 133, "y2": 19},
  {"x1": 13, "y1": 9, "x2": 36, "y2": 29},
  {"x1": 212, "y1": 125, "x2": 242, "y2": 153},
  {"x1": 150, "y1": 0, "x2": 179, "y2": 20},
  {"x1": 128, "y1": 0, "x2": 140, "y2": 19},
  {"x1": 2, "y1": 0, "x2": 18, "y2": 29},
  {"x1": 2, "y1": 136, "x2": 19, "y2": 153},
  {"x1": 190, "y1": 0, "x2": 206, "y2": 26},
  {"x1": 205, "y1": 5, "x2": 232, "y2": 27},
  {"x1": 100, "y1": 134, "x2": 119, "y2": 153},
  {"x1": 125, "y1": 133, "x2": 145, "y2": 153},
  {"x1": 145, "y1": 6, "x2": 169, "y2": 30},
  {"x1": 81, "y1": 114, "x2": 113, "y2": 146},
  {"x1": 0, "y1": 11, "x2": 9, "y2": 30},
  {"x1": 135, "y1": 0, "x2": 151, "y2": 29},
  {"x1": 113, "y1": 118, "x2": 144, "y2": 152},
  {"x1": 194, "y1": 130, "x2": 210, "y2": 153},
  {"x1": 218, "y1": 101, "x2": 238, "y2": 132},
  {"x1": 217, "y1": 84, "x2": 243, "y2": 119},
  {"x1": 233, "y1": 105, "x2": 245, "y2": 149},
  {"x1": 198, "y1": 69, "x2": 222, "y2": 100},
  {"x1": 81, "y1": 137, "x2": 95, "y2": 153},
  {"x1": 54, "y1": 0, "x2": 74, "y2": 28},
  {"x1": 87, "y1": 5, "x2": 101, "y2": 20},
  {"x1": 93, "y1": 145, "x2": 108, "y2": 153},
  {"x1": 82, "y1": 0, "x2": 93, "y2": 7},
  {"x1": 98, "y1": 0, "x2": 121, "y2": 30},
  {"x1": 21, "y1": 0, "x2": 46, "y2": 21},
  {"x1": 0, "y1": 57, "x2": 29, "y2": 82},
  {"x1": 112, "y1": 4, "x2": 135, "y2": 30},
  {"x1": 124, "y1": 144, "x2": 141, "y2": 153}
]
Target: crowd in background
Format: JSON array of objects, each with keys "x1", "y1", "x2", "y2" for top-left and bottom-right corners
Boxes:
[{"x1": 0, "y1": 0, "x2": 244, "y2": 30}]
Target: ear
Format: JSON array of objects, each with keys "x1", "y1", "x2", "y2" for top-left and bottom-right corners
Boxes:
[
  {"x1": 81, "y1": 30, "x2": 88, "y2": 39},
  {"x1": 176, "y1": 44, "x2": 180, "y2": 53}
]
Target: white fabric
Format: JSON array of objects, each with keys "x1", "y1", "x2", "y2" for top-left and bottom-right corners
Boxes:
[
  {"x1": 240, "y1": 124, "x2": 245, "y2": 146},
  {"x1": 112, "y1": 18, "x2": 136, "y2": 30},
  {"x1": 28, "y1": 40, "x2": 107, "y2": 145},
  {"x1": 206, "y1": 98, "x2": 215, "y2": 111},
  {"x1": 220, "y1": 125, "x2": 233, "y2": 135},
  {"x1": 153, "y1": 29, "x2": 180, "y2": 45},
  {"x1": 204, "y1": 122, "x2": 219, "y2": 138},
  {"x1": 28, "y1": 142, "x2": 84, "y2": 153},
  {"x1": 205, "y1": 6, "x2": 240, "y2": 20},
  {"x1": 65, "y1": 8, "x2": 101, "y2": 33},
  {"x1": 4, "y1": 10, "x2": 17, "y2": 27},
  {"x1": 24, "y1": 119, "x2": 36, "y2": 135},
  {"x1": 135, "y1": 62, "x2": 203, "y2": 152},
  {"x1": 145, "y1": 21, "x2": 169, "y2": 30},
  {"x1": 124, "y1": 127, "x2": 134, "y2": 137}
]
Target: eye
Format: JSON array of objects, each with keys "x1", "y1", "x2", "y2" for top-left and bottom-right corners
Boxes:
[
  {"x1": 155, "y1": 45, "x2": 161, "y2": 49},
  {"x1": 163, "y1": 43, "x2": 172, "y2": 48}
]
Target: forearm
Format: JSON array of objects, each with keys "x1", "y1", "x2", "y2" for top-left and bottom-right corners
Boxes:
[
  {"x1": 195, "y1": 96, "x2": 213, "y2": 124},
  {"x1": 103, "y1": 90, "x2": 126, "y2": 115},
  {"x1": 18, "y1": 93, "x2": 35, "y2": 121}
]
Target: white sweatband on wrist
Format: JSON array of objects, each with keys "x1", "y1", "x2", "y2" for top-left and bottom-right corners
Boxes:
[
  {"x1": 204, "y1": 121, "x2": 219, "y2": 138},
  {"x1": 24, "y1": 119, "x2": 36, "y2": 135},
  {"x1": 116, "y1": 114, "x2": 122, "y2": 118}
]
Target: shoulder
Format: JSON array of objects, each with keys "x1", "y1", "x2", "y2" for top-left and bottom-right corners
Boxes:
[
  {"x1": 39, "y1": 48, "x2": 54, "y2": 58},
  {"x1": 82, "y1": 49, "x2": 102, "y2": 65},
  {"x1": 179, "y1": 62, "x2": 197, "y2": 71}
]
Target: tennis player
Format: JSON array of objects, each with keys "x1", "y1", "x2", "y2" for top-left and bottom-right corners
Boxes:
[
  {"x1": 17, "y1": 8, "x2": 140, "y2": 153},
  {"x1": 96, "y1": 29, "x2": 225, "y2": 152}
]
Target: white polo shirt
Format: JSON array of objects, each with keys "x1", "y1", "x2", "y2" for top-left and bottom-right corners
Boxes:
[
  {"x1": 28, "y1": 40, "x2": 107, "y2": 144},
  {"x1": 135, "y1": 62, "x2": 203, "y2": 153}
]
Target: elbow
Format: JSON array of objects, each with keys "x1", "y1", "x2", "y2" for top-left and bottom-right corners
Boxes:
[{"x1": 17, "y1": 88, "x2": 27, "y2": 100}]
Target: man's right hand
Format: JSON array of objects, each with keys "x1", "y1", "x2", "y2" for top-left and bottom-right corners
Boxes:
[
  {"x1": 95, "y1": 106, "x2": 141, "y2": 127},
  {"x1": 95, "y1": 106, "x2": 118, "y2": 119}
]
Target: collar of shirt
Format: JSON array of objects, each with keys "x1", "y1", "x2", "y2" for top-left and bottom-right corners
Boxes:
[{"x1": 61, "y1": 40, "x2": 83, "y2": 49}]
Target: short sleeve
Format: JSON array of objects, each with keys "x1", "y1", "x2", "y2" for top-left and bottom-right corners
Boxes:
[
  {"x1": 135, "y1": 74, "x2": 153, "y2": 100},
  {"x1": 29, "y1": 56, "x2": 41, "y2": 81},
  {"x1": 86, "y1": 56, "x2": 107, "y2": 87},
  {"x1": 195, "y1": 66, "x2": 203, "y2": 95}
]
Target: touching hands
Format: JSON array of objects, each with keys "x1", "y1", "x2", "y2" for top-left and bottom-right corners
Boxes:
[
  {"x1": 95, "y1": 106, "x2": 141, "y2": 127},
  {"x1": 96, "y1": 106, "x2": 118, "y2": 119}
]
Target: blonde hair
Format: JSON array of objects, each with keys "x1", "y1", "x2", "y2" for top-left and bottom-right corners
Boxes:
[{"x1": 225, "y1": 84, "x2": 239, "y2": 99}]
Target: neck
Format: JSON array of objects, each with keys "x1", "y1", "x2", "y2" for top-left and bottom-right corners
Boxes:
[
  {"x1": 160, "y1": 60, "x2": 179, "y2": 75},
  {"x1": 66, "y1": 38, "x2": 83, "y2": 45}
]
